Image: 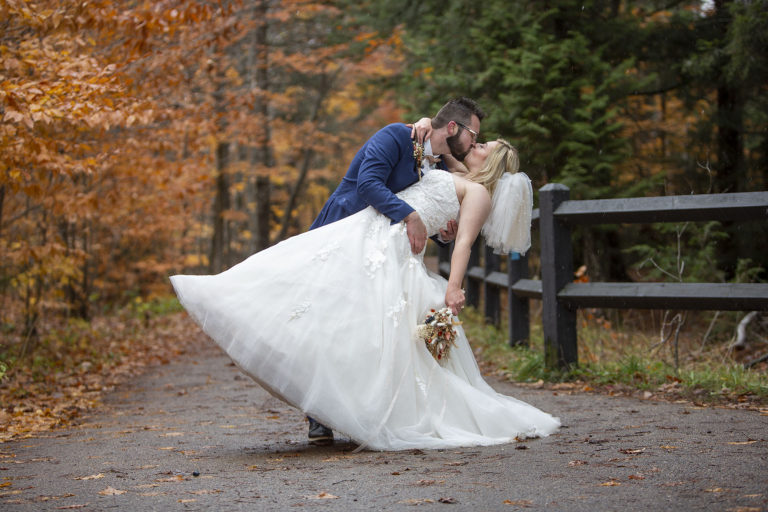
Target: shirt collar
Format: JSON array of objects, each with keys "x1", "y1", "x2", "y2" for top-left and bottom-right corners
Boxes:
[{"x1": 424, "y1": 139, "x2": 434, "y2": 157}]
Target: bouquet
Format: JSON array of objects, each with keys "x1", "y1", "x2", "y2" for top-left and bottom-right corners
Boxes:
[{"x1": 416, "y1": 308, "x2": 462, "y2": 362}]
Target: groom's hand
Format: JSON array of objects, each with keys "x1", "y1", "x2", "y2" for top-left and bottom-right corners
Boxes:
[
  {"x1": 404, "y1": 211, "x2": 427, "y2": 254},
  {"x1": 438, "y1": 220, "x2": 458, "y2": 242}
]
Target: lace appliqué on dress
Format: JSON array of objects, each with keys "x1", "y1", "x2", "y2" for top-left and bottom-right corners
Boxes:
[
  {"x1": 365, "y1": 246, "x2": 387, "y2": 279},
  {"x1": 365, "y1": 214, "x2": 386, "y2": 240},
  {"x1": 386, "y1": 294, "x2": 408, "y2": 327},
  {"x1": 363, "y1": 215, "x2": 390, "y2": 278},
  {"x1": 312, "y1": 241, "x2": 340, "y2": 262},
  {"x1": 288, "y1": 301, "x2": 311, "y2": 321}
]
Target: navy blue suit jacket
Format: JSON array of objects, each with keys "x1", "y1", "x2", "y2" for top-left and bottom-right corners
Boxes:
[{"x1": 311, "y1": 123, "x2": 442, "y2": 229}]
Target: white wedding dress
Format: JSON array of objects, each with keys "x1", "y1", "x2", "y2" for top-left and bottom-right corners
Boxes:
[{"x1": 170, "y1": 171, "x2": 559, "y2": 450}]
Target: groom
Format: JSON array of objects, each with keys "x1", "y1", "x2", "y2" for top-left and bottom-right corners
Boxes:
[{"x1": 306, "y1": 97, "x2": 485, "y2": 444}]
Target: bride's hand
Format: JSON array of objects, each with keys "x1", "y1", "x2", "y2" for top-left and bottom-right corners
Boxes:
[
  {"x1": 408, "y1": 117, "x2": 433, "y2": 144},
  {"x1": 439, "y1": 220, "x2": 458, "y2": 242},
  {"x1": 445, "y1": 286, "x2": 465, "y2": 316}
]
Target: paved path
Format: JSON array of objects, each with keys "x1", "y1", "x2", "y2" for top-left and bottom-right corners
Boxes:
[{"x1": 1, "y1": 334, "x2": 766, "y2": 511}]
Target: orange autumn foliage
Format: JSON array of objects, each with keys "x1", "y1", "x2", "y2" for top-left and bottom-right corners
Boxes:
[{"x1": 0, "y1": 0, "x2": 404, "y2": 355}]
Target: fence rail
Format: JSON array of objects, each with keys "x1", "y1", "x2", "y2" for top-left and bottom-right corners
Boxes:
[{"x1": 438, "y1": 186, "x2": 768, "y2": 370}]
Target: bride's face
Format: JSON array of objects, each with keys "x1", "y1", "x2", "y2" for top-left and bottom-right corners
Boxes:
[{"x1": 463, "y1": 141, "x2": 499, "y2": 174}]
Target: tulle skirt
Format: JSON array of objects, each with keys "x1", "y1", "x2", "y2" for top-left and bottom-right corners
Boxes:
[{"x1": 171, "y1": 206, "x2": 559, "y2": 450}]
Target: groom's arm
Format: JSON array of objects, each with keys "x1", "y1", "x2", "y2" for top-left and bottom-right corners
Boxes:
[
  {"x1": 356, "y1": 124, "x2": 415, "y2": 224},
  {"x1": 357, "y1": 124, "x2": 429, "y2": 253}
]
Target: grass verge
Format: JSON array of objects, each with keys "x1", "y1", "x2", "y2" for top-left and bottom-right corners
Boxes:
[{"x1": 461, "y1": 307, "x2": 768, "y2": 408}]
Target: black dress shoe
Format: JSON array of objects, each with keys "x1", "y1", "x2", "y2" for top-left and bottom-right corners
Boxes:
[{"x1": 307, "y1": 417, "x2": 333, "y2": 445}]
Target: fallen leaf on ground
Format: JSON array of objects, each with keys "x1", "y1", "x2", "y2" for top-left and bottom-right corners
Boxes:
[
  {"x1": 503, "y1": 499, "x2": 533, "y2": 506},
  {"x1": 600, "y1": 481, "x2": 621, "y2": 486},
  {"x1": 619, "y1": 448, "x2": 645, "y2": 454},
  {"x1": 155, "y1": 475, "x2": 184, "y2": 482},
  {"x1": 54, "y1": 504, "x2": 89, "y2": 510},
  {"x1": 0, "y1": 313, "x2": 203, "y2": 443},
  {"x1": 726, "y1": 440, "x2": 757, "y2": 445},
  {"x1": 439, "y1": 497, "x2": 458, "y2": 503},
  {"x1": 74, "y1": 473, "x2": 104, "y2": 480},
  {"x1": 660, "y1": 445, "x2": 677, "y2": 450},
  {"x1": 37, "y1": 493, "x2": 76, "y2": 501},
  {"x1": 306, "y1": 492, "x2": 338, "y2": 499},
  {"x1": 98, "y1": 486, "x2": 126, "y2": 496},
  {"x1": 568, "y1": 460, "x2": 588, "y2": 466}
]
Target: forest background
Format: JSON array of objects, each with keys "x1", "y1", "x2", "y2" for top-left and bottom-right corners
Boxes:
[{"x1": 2, "y1": 0, "x2": 767, "y2": 410}]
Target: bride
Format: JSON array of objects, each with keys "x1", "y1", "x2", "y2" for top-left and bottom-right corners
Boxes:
[{"x1": 170, "y1": 138, "x2": 560, "y2": 451}]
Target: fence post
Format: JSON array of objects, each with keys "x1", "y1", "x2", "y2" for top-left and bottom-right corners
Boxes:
[
  {"x1": 539, "y1": 184, "x2": 577, "y2": 370},
  {"x1": 484, "y1": 245, "x2": 501, "y2": 326},
  {"x1": 508, "y1": 252, "x2": 529, "y2": 347},
  {"x1": 465, "y1": 238, "x2": 482, "y2": 308}
]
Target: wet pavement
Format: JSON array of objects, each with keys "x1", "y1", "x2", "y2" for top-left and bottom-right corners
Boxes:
[{"x1": 1, "y1": 331, "x2": 766, "y2": 511}]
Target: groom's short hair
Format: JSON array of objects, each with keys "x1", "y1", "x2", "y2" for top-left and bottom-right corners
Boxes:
[{"x1": 432, "y1": 97, "x2": 485, "y2": 129}]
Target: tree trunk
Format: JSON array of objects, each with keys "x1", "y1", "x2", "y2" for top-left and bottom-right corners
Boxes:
[
  {"x1": 79, "y1": 220, "x2": 90, "y2": 320},
  {"x1": 276, "y1": 69, "x2": 341, "y2": 241},
  {"x1": 254, "y1": 175, "x2": 271, "y2": 251},
  {"x1": 250, "y1": 0, "x2": 274, "y2": 252},
  {"x1": 0, "y1": 184, "x2": 4, "y2": 239},
  {"x1": 209, "y1": 141, "x2": 231, "y2": 274},
  {"x1": 713, "y1": 0, "x2": 744, "y2": 278},
  {"x1": 716, "y1": 84, "x2": 743, "y2": 194},
  {"x1": 277, "y1": 148, "x2": 315, "y2": 241}
]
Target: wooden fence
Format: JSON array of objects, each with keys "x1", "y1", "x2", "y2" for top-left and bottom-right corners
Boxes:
[{"x1": 438, "y1": 185, "x2": 768, "y2": 370}]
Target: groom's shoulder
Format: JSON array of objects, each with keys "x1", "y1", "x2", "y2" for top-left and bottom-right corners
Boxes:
[
  {"x1": 380, "y1": 122, "x2": 408, "y2": 135},
  {"x1": 371, "y1": 123, "x2": 410, "y2": 145}
]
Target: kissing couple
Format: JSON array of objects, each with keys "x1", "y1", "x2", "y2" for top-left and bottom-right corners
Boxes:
[{"x1": 171, "y1": 97, "x2": 560, "y2": 450}]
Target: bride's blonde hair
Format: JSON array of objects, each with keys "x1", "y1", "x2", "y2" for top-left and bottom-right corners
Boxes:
[{"x1": 471, "y1": 139, "x2": 519, "y2": 195}]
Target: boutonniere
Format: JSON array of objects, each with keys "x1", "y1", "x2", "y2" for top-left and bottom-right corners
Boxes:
[{"x1": 412, "y1": 140, "x2": 425, "y2": 181}]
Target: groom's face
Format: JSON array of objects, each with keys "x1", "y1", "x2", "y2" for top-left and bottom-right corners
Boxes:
[{"x1": 446, "y1": 117, "x2": 480, "y2": 162}]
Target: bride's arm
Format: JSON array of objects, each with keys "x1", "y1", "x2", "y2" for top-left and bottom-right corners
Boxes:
[
  {"x1": 441, "y1": 154, "x2": 466, "y2": 174},
  {"x1": 445, "y1": 182, "x2": 491, "y2": 315},
  {"x1": 409, "y1": 117, "x2": 432, "y2": 144}
]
